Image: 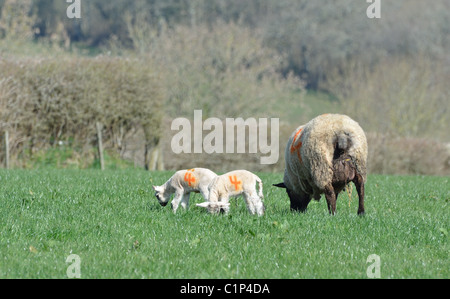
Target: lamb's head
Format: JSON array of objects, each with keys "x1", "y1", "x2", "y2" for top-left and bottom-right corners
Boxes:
[
  {"x1": 196, "y1": 202, "x2": 230, "y2": 214},
  {"x1": 152, "y1": 185, "x2": 170, "y2": 207}
]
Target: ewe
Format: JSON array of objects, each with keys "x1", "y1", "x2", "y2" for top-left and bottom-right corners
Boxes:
[{"x1": 274, "y1": 114, "x2": 368, "y2": 215}]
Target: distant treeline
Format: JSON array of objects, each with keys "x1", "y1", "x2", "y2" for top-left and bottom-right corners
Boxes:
[
  {"x1": 0, "y1": 0, "x2": 448, "y2": 174},
  {"x1": 0, "y1": 22, "x2": 304, "y2": 170},
  {"x1": 0, "y1": 0, "x2": 448, "y2": 88}
]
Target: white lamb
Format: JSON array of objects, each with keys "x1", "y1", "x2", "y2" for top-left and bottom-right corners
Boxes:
[
  {"x1": 196, "y1": 170, "x2": 265, "y2": 216},
  {"x1": 152, "y1": 168, "x2": 217, "y2": 213}
]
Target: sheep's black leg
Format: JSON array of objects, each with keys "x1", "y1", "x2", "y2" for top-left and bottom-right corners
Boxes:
[
  {"x1": 324, "y1": 184, "x2": 337, "y2": 215},
  {"x1": 353, "y1": 173, "x2": 365, "y2": 216}
]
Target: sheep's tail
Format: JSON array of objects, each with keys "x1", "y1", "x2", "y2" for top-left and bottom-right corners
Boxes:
[
  {"x1": 256, "y1": 177, "x2": 264, "y2": 199},
  {"x1": 333, "y1": 132, "x2": 353, "y2": 159}
]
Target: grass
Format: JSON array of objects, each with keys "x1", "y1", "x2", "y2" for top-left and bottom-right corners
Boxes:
[
  {"x1": 0, "y1": 169, "x2": 448, "y2": 279},
  {"x1": 18, "y1": 147, "x2": 134, "y2": 170},
  {"x1": 283, "y1": 90, "x2": 341, "y2": 122}
]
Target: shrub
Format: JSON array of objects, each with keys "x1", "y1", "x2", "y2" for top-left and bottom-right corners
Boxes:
[
  {"x1": 367, "y1": 133, "x2": 450, "y2": 176},
  {"x1": 0, "y1": 56, "x2": 164, "y2": 168}
]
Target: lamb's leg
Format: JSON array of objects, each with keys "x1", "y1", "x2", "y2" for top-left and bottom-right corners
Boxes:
[
  {"x1": 180, "y1": 193, "x2": 191, "y2": 210},
  {"x1": 252, "y1": 196, "x2": 265, "y2": 216},
  {"x1": 243, "y1": 192, "x2": 256, "y2": 215},
  {"x1": 353, "y1": 173, "x2": 365, "y2": 216},
  {"x1": 171, "y1": 191, "x2": 183, "y2": 213},
  {"x1": 199, "y1": 186, "x2": 210, "y2": 202},
  {"x1": 324, "y1": 184, "x2": 337, "y2": 215},
  {"x1": 245, "y1": 194, "x2": 264, "y2": 216}
]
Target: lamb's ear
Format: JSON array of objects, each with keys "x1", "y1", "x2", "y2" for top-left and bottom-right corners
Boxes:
[
  {"x1": 273, "y1": 182, "x2": 287, "y2": 189},
  {"x1": 153, "y1": 185, "x2": 162, "y2": 192},
  {"x1": 196, "y1": 202, "x2": 210, "y2": 208}
]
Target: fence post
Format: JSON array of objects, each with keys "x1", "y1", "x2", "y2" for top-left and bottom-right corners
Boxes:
[
  {"x1": 157, "y1": 146, "x2": 165, "y2": 171},
  {"x1": 96, "y1": 122, "x2": 105, "y2": 171}
]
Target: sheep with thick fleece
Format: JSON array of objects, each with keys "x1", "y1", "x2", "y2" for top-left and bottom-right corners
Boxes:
[
  {"x1": 153, "y1": 168, "x2": 217, "y2": 213},
  {"x1": 274, "y1": 114, "x2": 368, "y2": 215},
  {"x1": 197, "y1": 170, "x2": 265, "y2": 216}
]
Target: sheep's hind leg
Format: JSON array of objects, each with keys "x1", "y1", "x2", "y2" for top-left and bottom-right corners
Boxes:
[
  {"x1": 243, "y1": 192, "x2": 257, "y2": 215},
  {"x1": 324, "y1": 184, "x2": 337, "y2": 215},
  {"x1": 180, "y1": 193, "x2": 191, "y2": 210},
  {"x1": 253, "y1": 196, "x2": 265, "y2": 216},
  {"x1": 353, "y1": 173, "x2": 365, "y2": 216},
  {"x1": 246, "y1": 194, "x2": 265, "y2": 216}
]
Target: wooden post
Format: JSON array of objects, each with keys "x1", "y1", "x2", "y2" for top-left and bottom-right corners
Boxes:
[
  {"x1": 157, "y1": 146, "x2": 165, "y2": 171},
  {"x1": 145, "y1": 144, "x2": 164, "y2": 171},
  {"x1": 4, "y1": 130, "x2": 9, "y2": 169},
  {"x1": 144, "y1": 143, "x2": 151, "y2": 171},
  {"x1": 149, "y1": 147, "x2": 159, "y2": 171},
  {"x1": 96, "y1": 122, "x2": 105, "y2": 171}
]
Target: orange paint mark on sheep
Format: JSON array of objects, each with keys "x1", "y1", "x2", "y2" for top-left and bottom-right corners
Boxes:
[
  {"x1": 184, "y1": 171, "x2": 196, "y2": 187},
  {"x1": 229, "y1": 175, "x2": 242, "y2": 191},
  {"x1": 296, "y1": 149, "x2": 302, "y2": 163},
  {"x1": 290, "y1": 128, "x2": 304, "y2": 163}
]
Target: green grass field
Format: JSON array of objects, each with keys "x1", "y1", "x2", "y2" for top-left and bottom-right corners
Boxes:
[{"x1": 0, "y1": 169, "x2": 448, "y2": 279}]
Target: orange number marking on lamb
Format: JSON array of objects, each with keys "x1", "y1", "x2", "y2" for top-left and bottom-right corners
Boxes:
[
  {"x1": 229, "y1": 175, "x2": 242, "y2": 191},
  {"x1": 184, "y1": 170, "x2": 196, "y2": 187}
]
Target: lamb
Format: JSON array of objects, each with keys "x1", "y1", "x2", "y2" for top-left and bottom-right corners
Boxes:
[
  {"x1": 274, "y1": 114, "x2": 368, "y2": 215},
  {"x1": 196, "y1": 170, "x2": 265, "y2": 216},
  {"x1": 152, "y1": 168, "x2": 217, "y2": 213}
]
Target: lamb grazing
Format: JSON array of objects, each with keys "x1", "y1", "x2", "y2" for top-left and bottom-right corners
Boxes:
[
  {"x1": 274, "y1": 114, "x2": 368, "y2": 215},
  {"x1": 196, "y1": 170, "x2": 265, "y2": 216},
  {"x1": 152, "y1": 168, "x2": 217, "y2": 213}
]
